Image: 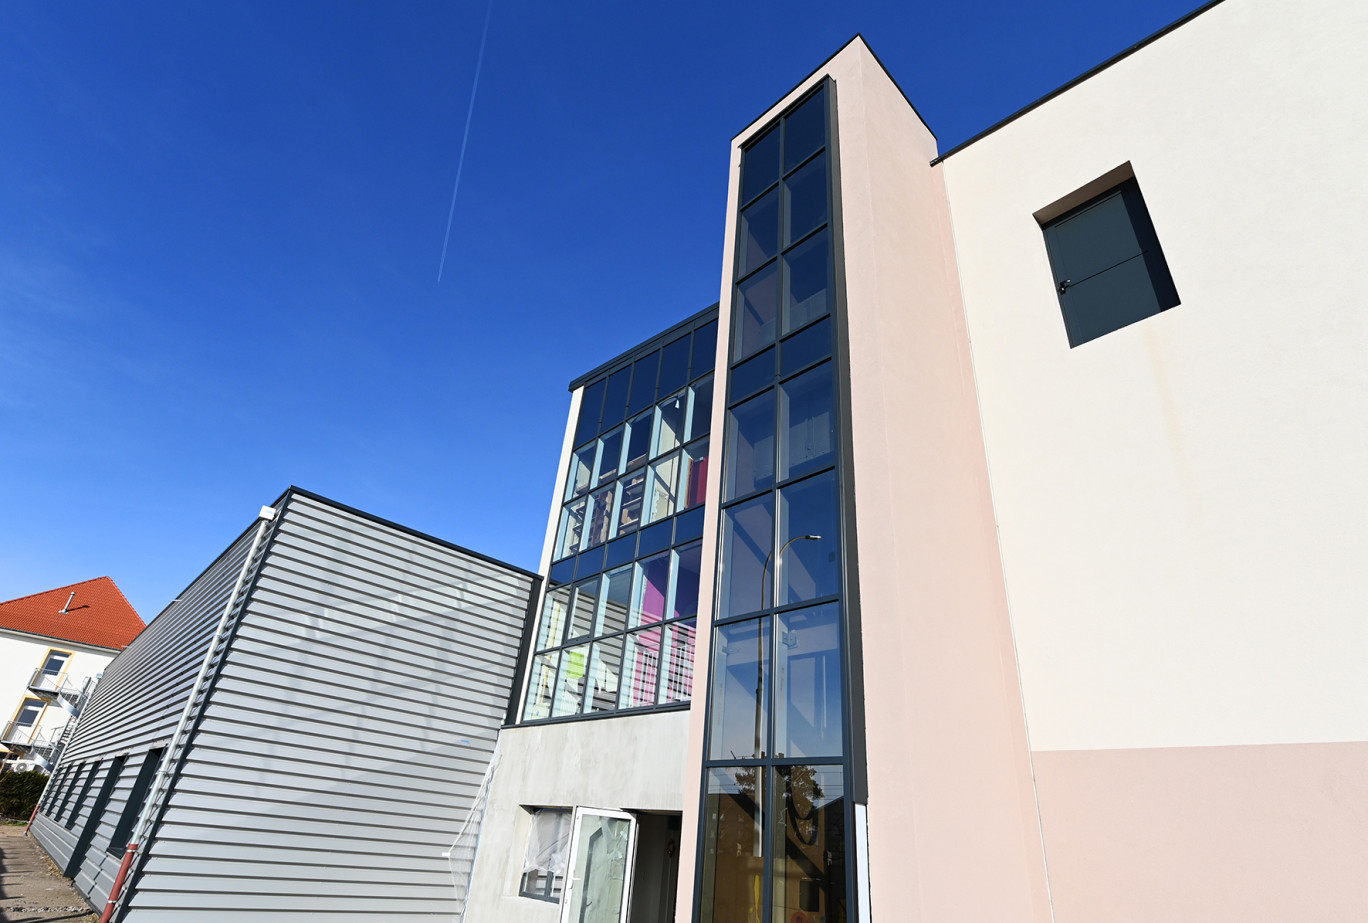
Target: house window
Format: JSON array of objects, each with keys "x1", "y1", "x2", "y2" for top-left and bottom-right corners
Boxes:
[
  {"x1": 519, "y1": 808, "x2": 571, "y2": 902},
  {"x1": 1041, "y1": 176, "x2": 1179, "y2": 347}
]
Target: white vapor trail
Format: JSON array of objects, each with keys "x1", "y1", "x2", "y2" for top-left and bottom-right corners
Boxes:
[{"x1": 437, "y1": 0, "x2": 494, "y2": 283}]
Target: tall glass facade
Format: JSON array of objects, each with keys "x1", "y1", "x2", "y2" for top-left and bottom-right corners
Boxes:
[
  {"x1": 699, "y1": 82, "x2": 851, "y2": 923},
  {"x1": 523, "y1": 311, "x2": 718, "y2": 723}
]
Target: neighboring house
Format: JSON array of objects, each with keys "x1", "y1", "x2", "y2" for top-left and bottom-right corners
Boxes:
[
  {"x1": 464, "y1": 3, "x2": 1368, "y2": 923},
  {"x1": 29, "y1": 488, "x2": 538, "y2": 922},
  {"x1": 0, "y1": 577, "x2": 144, "y2": 772}
]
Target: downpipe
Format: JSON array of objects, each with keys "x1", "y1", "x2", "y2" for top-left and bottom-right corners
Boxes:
[{"x1": 97, "y1": 505, "x2": 277, "y2": 923}]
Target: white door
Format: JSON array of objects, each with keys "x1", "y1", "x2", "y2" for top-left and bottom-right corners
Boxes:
[{"x1": 560, "y1": 807, "x2": 637, "y2": 923}]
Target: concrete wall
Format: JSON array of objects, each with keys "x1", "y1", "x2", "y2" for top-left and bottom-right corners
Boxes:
[{"x1": 940, "y1": 0, "x2": 1368, "y2": 917}]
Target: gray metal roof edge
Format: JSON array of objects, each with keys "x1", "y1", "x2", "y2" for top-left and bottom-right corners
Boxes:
[{"x1": 566, "y1": 302, "x2": 720, "y2": 393}]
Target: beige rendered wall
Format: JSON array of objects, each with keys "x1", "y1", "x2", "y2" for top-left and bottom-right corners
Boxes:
[{"x1": 941, "y1": 0, "x2": 1368, "y2": 918}]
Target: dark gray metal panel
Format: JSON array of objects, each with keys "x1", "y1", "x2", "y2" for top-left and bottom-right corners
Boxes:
[{"x1": 123, "y1": 493, "x2": 535, "y2": 920}]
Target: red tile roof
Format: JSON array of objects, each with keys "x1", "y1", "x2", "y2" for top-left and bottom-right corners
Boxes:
[{"x1": 0, "y1": 577, "x2": 145, "y2": 650}]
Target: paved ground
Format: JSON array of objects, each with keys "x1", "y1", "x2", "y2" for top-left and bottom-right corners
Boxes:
[{"x1": 0, "y1": 825, "x2": 98, "y2": 923}]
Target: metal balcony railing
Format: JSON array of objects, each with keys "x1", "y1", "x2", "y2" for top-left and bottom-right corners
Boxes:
[
  {"x1": 27, "y1": 668, "x2": 80, "y2": 702},
  {"x1": 2, "y1": 720, "x2": 43, "y2": 747}
]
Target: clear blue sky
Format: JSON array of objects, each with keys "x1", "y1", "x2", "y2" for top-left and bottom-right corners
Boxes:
[{"x1": 0, "y1": 0, "x2": 1201, "y2": 621}]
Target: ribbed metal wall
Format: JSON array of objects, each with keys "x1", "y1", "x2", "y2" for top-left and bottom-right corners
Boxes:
[{"x1": 30, "y1": 490, "x2": 535, "y2": 921}]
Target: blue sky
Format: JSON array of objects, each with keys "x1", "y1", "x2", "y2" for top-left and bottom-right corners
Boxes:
[{"x1": 0, "y1": 0, "x2": 1201, "y2": 620}]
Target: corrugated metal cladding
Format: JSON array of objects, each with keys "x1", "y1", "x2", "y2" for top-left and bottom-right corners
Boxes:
[{"x1": 31, "y1": 489, "x2": 537, "y2": 922}]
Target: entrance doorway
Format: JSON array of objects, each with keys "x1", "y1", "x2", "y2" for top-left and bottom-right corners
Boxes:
[{"x1": 628, "y1": 812, "x2": 681, "y2": 923}]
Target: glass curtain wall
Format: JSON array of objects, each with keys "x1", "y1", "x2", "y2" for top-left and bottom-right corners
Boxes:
[{"x1": 699, "y1": 82, "x2": 851, "y2": 923}]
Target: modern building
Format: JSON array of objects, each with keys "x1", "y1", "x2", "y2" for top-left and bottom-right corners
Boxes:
[
  {"x1": 464, "y1": 2, "x2": 1368, "y2": 922},
  {"x1": 29, "y1": 488, "x2": 538, "y2": 922},
  {"x1": 0, "y1": 577, "x2": 144, "y2": 772}
]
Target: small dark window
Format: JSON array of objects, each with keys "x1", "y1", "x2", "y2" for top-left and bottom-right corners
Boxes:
[
  {"x1": 1042, "y1": 177, "x2": 1179, "y2": 347},
  {"x1": 106, "y1": 748, "x2": 162, "y2": 856}
]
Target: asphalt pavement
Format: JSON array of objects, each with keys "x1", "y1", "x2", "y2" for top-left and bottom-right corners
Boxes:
[{"x1": 0, "y1": 825, "x2": 97, "y2": 923}]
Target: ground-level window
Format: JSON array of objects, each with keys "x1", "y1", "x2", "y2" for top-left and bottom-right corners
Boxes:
[{"x1": 520, "y1": 807, "x2": 571, "y2": 902}]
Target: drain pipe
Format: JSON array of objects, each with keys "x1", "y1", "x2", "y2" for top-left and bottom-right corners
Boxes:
[{"x1": 98, "y1": 505, "x2": 277, "y2": 923}]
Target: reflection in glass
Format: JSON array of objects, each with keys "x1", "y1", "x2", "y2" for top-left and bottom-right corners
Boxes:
[
  {"x1": 777, "y1": 472, "x2": 840, "y2": 606},
  {"x1": 624, "y1": 410, "x2": 653, "y2": 471},
  {"x1": 654, "y1": 392, "x2": 687, "y2": 456},
  {"x1": 692, "y1": 320, "x2": 718, "y2": 379},
  {"x1": 742, "y1": 125, "x2": 780, "y2": 203},
  {"x1": 585, "y1": 484, "x2": 616, "y2": 549},
  {"x1": 739, "y1": 189, "x2": 779, "y2": 277},
  {"x1": 720, "y1": 494, "x2": 774, "y2": 620},
  {"x1": 602, "y1": 366, "x2": 632, "y2": 429},
  {"x1": 523, "y1": 653, "x2": 558, "y2": 721},
  {"x1": 735, "y1": 263, "x2": 779, "y2": 360},
  {"x1": 771, "y1": 766, "x2": 846, "y2": 923},
  {"x1": 779, "y1": 362, "x2": 834, "y2": 482},
  {"x1": 659, "y1": 335, "x2": 691, "y2": 397},
  {"x1": 687, "y1": 376, "x2": 713, "y2": 442},
  {"x1": 596, "y1": 427, "x2": 623, "y2": 484},
  {"x1": 774, "y1": 603, "x2": 843, "y2": 757},
  {"x1": 631, "y1": 551, "x2": 671, "y2": 627},
  {"x1": 568, "y1": 578, "x2": 599, "y2": 642},
  {"x1": 781, "y1": 316, "x2": 832, "y2": 377},
  {"x1": 629, "y1": 353, "x2": 660, "y2": 415},
  {"x1": 708, "y1": 617, "x2": 770, "y2": 760},
  {"x1": 701, "y1": 767, "x2": 764, "y2": 923},
  {"x1": 725, "y1": 391, "x2": 776, "y2": 501},
  {"x1": 660, "y1": 619, "x2": 696, "y2": 704},
  {"x1": 682, "y1": 438, "x2": 709, "y2": 511},
  {"x1": 566, "y1": 444, "x2": 596, "y2": 500},
  {"x1": 552, "y1": 644, "x2": 589, "y2": 717},
  {"x1": 586, "y1": 638, "x2": 623, "y2": 713},
  {"x1": 557, "y1": 498, "x2": 587, "y2": 559},
  {"x1": 783, "y1": 230, "x2": 831, "y2": 334},
  {"x1": 536, "y1": 587, "x2": 570, "y2": 651},
  {"x1": 730, "y1": 346, "x2": 776, "y2": 404},
  {"x1": 564, "y1": 812, "x2": 633, "y2": 923},
  {"x1": 575, "y1": 379, "x2": 606, "y2": 446},
  {"x1": 598, "y1": 565, "x2": 632, "y2": 635},
  {"x1": 785, "y1": 151, "x2": 828, "y2": 246},
  {"x1": 616, "y1": 470, "x2": 645, "y2": 536},
  {"x1": 619, "y1": 627, "x2": 662, "y2": 708},
  {"x1": 645, "y1": 453, "x2": 679, "y2": 525},
  {"x1": 672, "y1": 541, "x2": 702, "y2": 620},
  {"x1": 783, "y1": 89, "x2": 825, "y2": 172}
]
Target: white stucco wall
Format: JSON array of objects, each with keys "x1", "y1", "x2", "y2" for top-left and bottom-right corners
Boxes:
[
  {"x1": 1, "y1": 629, "x2": 115, "y2": 756},
  {"x1": 941, "y1": 0, "x2": 1368, "y2": 752}
]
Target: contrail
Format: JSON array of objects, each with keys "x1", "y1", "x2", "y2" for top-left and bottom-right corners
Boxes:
[{"x1": 437, "y1": 0, "x2": 494, "y2": 283}]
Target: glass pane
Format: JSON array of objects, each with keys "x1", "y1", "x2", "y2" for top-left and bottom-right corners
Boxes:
[
  {"x1": 741, "y1": 125, "x2": 780, "y2": 204},
  {"x1": 687, "y1": 376, "x2": 713, "y2": 441},
  {"x1": 659, "y1": 335, "x2": 691, "y2": 397},
  {"x1": 774, "y1": 603, "x2": 843, "y2": 758},
  {"x1": 672, "y1": 541, "x2": 702, "y2": 621},
  {"x1": 536, "y1": 587, "x2": 570, "y2": 651},
  {"x1": 565, "y1": 813, "x2": 633, "y2": 923},
  {"x1": 777, "y1": 472, "x2": 840, "y2": 606},
  {"x1": 566, "y1": 444, "x2": 596, "y2": 500},
  {"x1": 771, "y1": 766, "x2": 846, "y2": 923},
  {"x1": 568, "y1": 577, "x2": 600, "y2": 643},
  {"x1": 575, "y1": 379, "x2": 606, "y2": 446},
  {"x1": 631, "y1": 551, "x2": 672, "y2": 628},
  {"x1": 725, "y1": 391, "x2": 776, "y2": 501},
  {"x1": 585, "y1": 638, "x2": 624, "y2": 714},
  {"x1": 739, "y1": 189, "x2": 780, "y2": 278},
  {"x1": 598, "y1": 565, "x2": 633, "y2": 635},
  {"x1": 783, "y1": 229, "x2": 831, "y2": 334},
  {"x1": 730, "y1": 345, "x2": 776, "y2": 403},
  {"x1": 779, "y1": 362, "x2": 835, "y2": 482},
  {"x1": 616, "y1": 470, "x2": 645, "y2": 536},
  {"x1": 708, "y1": 617, "x2": 770, "y2": 760},
  {"x1": 523, "y1": 653, "x2": 558, "y2": 721},
  {"x1": 556, "y1": 498, "x2": 587, "y2": 559},
  {"x1": 605, "y1": 535, "x2": 636, "y2": 570},
  {"x1": 734, "y1": 262, "x2": 779, "y2": 360},
  {"x1": 629, "y1": 353, "x2": 660, "y2": 415},
  {"x1": 644, "y1": 453, "x2": 680, "y2": 525},
  {"x1": 719, "y1": 494, "x2": 774, "y2": 619},
  {"x1": 781, "y1": 316, "x2": 832, "y2": 377},
  {"x1": 701, "y1": 767, "x2": 765, "y2": 923},
  {"x1": 602, "y1": 366, "x2": 632, "y2": 429},
  {"x1": 654, "y1": 392, "x2": 688, "y2": 457},
  {"x1": 785, "y1": 151, "x2": 827, "y2": 246},
  {"x1": 637, "y1": 519, "x2": 673, "y2": 558},
  {"x1": 691, "y1": 320, "x2": 718, "y2": 380},
  {"x1": 552, "y1": 644, "x2": 589, "y2": 717},
  {"x1": 585, "y1": 484, "x2": 617, "y2": 549},
  {"x1": 595, "y1": 427, "x2": 624, "y2": 484},
  {"x1": 619, "y1": 627, "x2": 662, "y2": 709},
  {"x1": 660, "y1": 619, "x2": 697, "y2": 705},
  {"x1": 624, "y1": 410, "x2": 653, "y2": 471},
  {"x1": 681, "y1": 438, "x2": 709, "y2": 511},
  {"x1": 783, "y1": 88, "x2": 826, "y2": 172}
]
